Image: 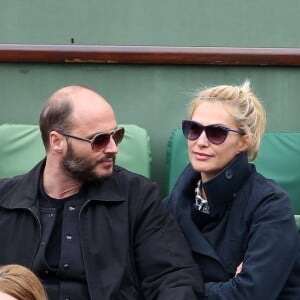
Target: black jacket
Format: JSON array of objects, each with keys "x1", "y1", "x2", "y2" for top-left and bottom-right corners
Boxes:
[
  {"x1": 164, "y1": 152, "x2": 300, "y2": 299},
  {"x1": 0, "y1": 160, "x2": 203, "y2": 300}
]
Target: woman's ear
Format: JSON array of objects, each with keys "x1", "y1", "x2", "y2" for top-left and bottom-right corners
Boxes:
[{"x1": 237, "y1": 134, "x2": 250, "y2": 153}]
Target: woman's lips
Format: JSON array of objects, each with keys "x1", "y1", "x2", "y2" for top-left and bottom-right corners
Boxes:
[{"x1": 193, "y1": 152, "x2": 212, "y2": 161}]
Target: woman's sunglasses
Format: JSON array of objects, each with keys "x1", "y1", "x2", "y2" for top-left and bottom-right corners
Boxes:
[
  {"x1": 182, "y1": 120, "x2": 243, "y2": 145},
  {"x1": 59, "y1": 127, "x2": 125, "y2": 152}
]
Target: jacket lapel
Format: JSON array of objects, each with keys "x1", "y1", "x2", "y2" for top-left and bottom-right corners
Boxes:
[{"x1": 178, "y1": 210, "x2": 222, "y2": 263}]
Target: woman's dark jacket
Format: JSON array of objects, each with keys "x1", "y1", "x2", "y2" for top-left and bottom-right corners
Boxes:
[
  {"x1": 0, "y1": 160, "x2": 203, "y2": 300},
  {"x1": 164, "y1": 152, "x2": 300, "y2": 299}
]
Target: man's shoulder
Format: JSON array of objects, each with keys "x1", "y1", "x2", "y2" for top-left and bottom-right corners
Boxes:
[
  {"x1": 0, "y1": 162, "x2": 42, "y2": 206},
  {"x1": 0, "y1": 175, "x2": 24, "y2": 204},
  {"x1": 112, "y1": 165, "x2": 160, "y2": 199},
  {"x1": 113, "y1": 165, "x2": 154, "y2": 185},
  {"x1": 0, "y1": 175, "x2": 23, "y2": 188}
]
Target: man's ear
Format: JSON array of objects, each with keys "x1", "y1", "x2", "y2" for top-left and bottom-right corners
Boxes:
[{"x1": 49, "y1": 131, "x2": 64, "y2": 153}]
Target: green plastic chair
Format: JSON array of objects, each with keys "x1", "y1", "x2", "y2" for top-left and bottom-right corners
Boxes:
[
  {"x1": 254, "y1": 132, "x2": 300, "y2": 227},
  {"x1": 166, "y1": 128, "x2": 189, "y2": 194},
  {"x1": 166, "y1": 129, "x2": 300, "y2": 228},
  {"x1": 0, "y1": 123, "x2": 151, "y2": 179}
]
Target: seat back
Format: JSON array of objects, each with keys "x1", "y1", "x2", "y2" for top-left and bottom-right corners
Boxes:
[
  {"x1": 0, "y1": 123, "x2": 151, "y2": 179},
  {"x1": 166, "y1": 129, "x2": 300, "y2": 226},
  {"x1": 254, "y1": 132, "x2": 300, "y2": 228},
  {"x1": 166, "y1": 128, "x2": 189, "y2": 193}
]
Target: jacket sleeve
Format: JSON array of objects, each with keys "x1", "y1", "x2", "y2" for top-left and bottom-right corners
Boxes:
[
  {"x1": 203, "y1": 191, "x2": 300, "y2": 300},
  {"x1": 133, "y1": 182, "x2": 203, "y2": 300}
]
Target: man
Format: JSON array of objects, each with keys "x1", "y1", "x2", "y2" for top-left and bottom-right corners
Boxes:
[{"x1": 0, "y1": 85, "x2": 203, "y2": 299}]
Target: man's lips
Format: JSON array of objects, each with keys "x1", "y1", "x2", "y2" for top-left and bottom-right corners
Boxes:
[{"x1": 97, "y1": 156, "x2": 116, "y2": 166}]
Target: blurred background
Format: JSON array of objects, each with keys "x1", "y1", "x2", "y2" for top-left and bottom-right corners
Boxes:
[{"x1": 1, "y1": 0, "x2": 300, "y2": 195}]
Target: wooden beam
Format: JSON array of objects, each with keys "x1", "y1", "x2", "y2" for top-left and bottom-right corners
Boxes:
[{"x1": 0, "y1": 44, "x2": 300, "y2": 66}]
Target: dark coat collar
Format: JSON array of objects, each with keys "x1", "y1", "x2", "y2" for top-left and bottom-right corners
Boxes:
[
  {"x1": 170, "y1": 152, "x2": 251, "y2": 260},
  {"x1": 0, "y1": 160, "x2": 45, "y2": 210},
  {"x1": 0, "y1": 159, "x2": 126, "y2": 210},
  {"x1": 173, "y1": 152, "x2": 251, "y2": 219},
  {"x1": 203, "y1": 152, "x2": 250, "y2": 218}
]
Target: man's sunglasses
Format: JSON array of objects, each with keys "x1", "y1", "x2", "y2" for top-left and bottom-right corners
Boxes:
[
  {"x1": 182, "y1": 120, "x2": 244, "y2": 145},
  {"x1": 59, "y1": 127, "x2": 125, "y2": 152}
]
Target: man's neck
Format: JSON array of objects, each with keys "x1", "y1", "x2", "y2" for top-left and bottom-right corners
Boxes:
[{"x1": 43, "y1": 164, "x2": 82, "y2": 200}]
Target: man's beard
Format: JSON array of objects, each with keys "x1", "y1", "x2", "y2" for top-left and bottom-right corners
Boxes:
[{"x1": 61, "y1": 144, "x2": 115, "y2": 182}]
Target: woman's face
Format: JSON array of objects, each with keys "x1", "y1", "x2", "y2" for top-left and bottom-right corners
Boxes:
[{"x1": 188, "y1": 101, "x2": 248, "y2": 182}]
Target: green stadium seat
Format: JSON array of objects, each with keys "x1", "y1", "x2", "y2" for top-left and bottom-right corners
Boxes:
[
  {"x1": 0, "y1": 123, "x2": 151, "y2": 179},
  {"x1": 166, "y1": 129, "x2": 300, "y2": 228},
  {"x1": 166, "y1": 128, "x2": 188, "y2": 194}
]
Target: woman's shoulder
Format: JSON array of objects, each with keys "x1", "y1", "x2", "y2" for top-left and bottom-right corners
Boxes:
[
  {"x1": 240, "y1": 167, "x2": 294, "y2": 220},
  {"x1": 247, "y1": 167, "x2": 290, "y2": 201}
]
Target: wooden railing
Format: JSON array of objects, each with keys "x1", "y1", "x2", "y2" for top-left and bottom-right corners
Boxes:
[{"x1": 0, "y1": 44, "x2": 300, "y2": 66}]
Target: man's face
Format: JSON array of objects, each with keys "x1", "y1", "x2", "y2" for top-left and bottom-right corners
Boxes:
[
  {"x1": 61, "y1": 140, "x2": 116, "y2": 182},
  {"x1": 54, "y1": 87, "x2": 121, "y2": 182}
]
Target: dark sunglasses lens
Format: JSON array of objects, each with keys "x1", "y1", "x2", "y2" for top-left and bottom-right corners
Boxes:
[
  {"x1": 91, "y1": 128, "x2": 125, "y2": 152},
  {"x1": 112, "y1": 128, "x2": 125, "y2": 145},
  {"x1": 91, "y1": 134, "x2": 110, "y2": 151},
  {"x1": 206, "y1": 126, "x2": 228, "y2": 144},
  {"x1": 182, "y1": 121, "x2": 203, "y2": 140}
]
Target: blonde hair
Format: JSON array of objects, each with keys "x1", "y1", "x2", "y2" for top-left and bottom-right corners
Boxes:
[
  {"x1": 0, "y1": 264, "x2": 47, "y2": 300},
  {"x1": 188, "y1": 80, "x2": 266, "y2": 161}
]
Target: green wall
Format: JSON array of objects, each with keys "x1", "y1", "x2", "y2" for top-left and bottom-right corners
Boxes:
[
  {"x1": 1, "y1": 64, "x2": 300, "y2": 195},
  {"x1": 1, "y1": 1, "x2": 300, "y2": 47},
  {"x1": 1, "y1": 1, "x2": 300, "y2": 195}
]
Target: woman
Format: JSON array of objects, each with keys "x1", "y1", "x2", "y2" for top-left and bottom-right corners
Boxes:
[
  {"x1": 0, "y1": 264, "x2": 48, "y2": 300},
  {"x1": 164, "y1": 81, "x2": 300, "y2": 299}
]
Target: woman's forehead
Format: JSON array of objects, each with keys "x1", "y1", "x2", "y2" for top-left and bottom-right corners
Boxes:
[{"x1": 192, "y1": 101, "x2": 235, "y2": 124}]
